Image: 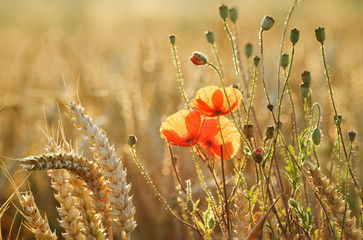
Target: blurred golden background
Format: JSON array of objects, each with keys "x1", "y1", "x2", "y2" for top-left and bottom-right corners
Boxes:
[{"x1": 0, "y1": 0, "x2": 363, "y2": 239}]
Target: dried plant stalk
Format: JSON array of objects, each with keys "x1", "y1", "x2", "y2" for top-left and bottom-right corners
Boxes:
[
  {"x1": 67, "y1": 101, "x2": 136, "y2": 232},
  {"x1": 233, "y1": 187, "x2": 250, "y2": 239},
  {"x1": 20, "y1": 192, "x2": 57, "y2": 240},
  {"x1": 305, "y1": 161, "x2": 362, "y2": 239}
]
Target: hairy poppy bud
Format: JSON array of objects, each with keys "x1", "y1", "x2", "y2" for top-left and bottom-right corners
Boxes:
[
  {"x1": 229, "y1": 7, "x2": 238, "y2": 23},
  {"x1": 186, "y1": 199, "x2": 194, "y2": 212},
  {"x1": 261, "y1": 16, "x2": 275, "y2": 31},
  {"x1": 205, "y1": 31, "x2": 215, "y2": 44},
  {"x1": 252, "y1": 148, "x2": 264, "y2": 163},
  {"x1": 169, "y1": 34, "x2": 176, "y2": 45},
  {"x1": 348, "y1": 130, "x2": 356, "y2": 142},
  {"x1": 190, "y1": 52, "x2": 208, "y2": 65},
  {"x1": 253, "y1": 55, "x2": 260, "y2": 67},
  {"x1": 315, "y1": 27, "x2": 326, "y2": 44},
  {"x1": 128, "y1": 135, "x2": 137, "y2": 147},
  {"x1": 245, "y1": 43, "x2": 253, "y2": 58},
  {"x1": 290, "y1": 28, "x2": 300, "y2": 45},
  {"x1": 311, "y1": 128, "x2": 321, "y2": 145},
  {"x1": 281, "y1": 54, "x2": 289, "y2": 69},
  {"x1": 219, "y1": 5, "x2": 229, "y2": 20},
  {"x1": 301, "y1": 71, "x2": 311, "y2": 85}
]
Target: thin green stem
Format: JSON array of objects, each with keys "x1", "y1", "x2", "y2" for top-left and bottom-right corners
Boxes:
[
  {"x1": 246, "y1": 65, "x2": 258, "y2": 127},
  {"x1": 259, "y1": 30, "x2": 273, "y2": 108},
  {"x1": 341, "y1": 141, "x2": 353, "y2": 239},
  {"x1": 210, "y1": 43, "x2": 224, "y2": 78}
]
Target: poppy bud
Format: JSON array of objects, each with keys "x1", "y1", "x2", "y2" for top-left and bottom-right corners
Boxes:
[
  {"x1": 265, "y1": 126, "x2": 274, "y2": 140},
  {"x1": 301, "y1": 71, "x2": 311, "y2": 85},
  {"x1": 348, "y1": 130, "x2": 356, "y2": 142},
  {"x1": 252, "y1": 148, "x2": 264, "y2": 163},
  {"x1": 261, "y1": 16, "x2": 275, "y2": 31},
  {"x1": 315, "y1": 27, "x2": 326, "y2": 44},
  {"x1": 229, "y1": 7, "x2": 238, "y2": 23},
  {"x1": 128, "y1": 135, "x2": 137, "y2": 147},
  {"x1": 281, "y1": 54, "x2": 289, "y2": 69},
  {"x1": 186, "y1": 199, "x2": 194, "y2": 212},
  {"x1": 290, "y1": 28, "x2": 300, "y2": 45},
  {"x1": 169, "y1": 34, "x2": 176, "y2": 45},
  {"x1": 205, "y1": 31, "x2": 216, "y2": 44},
  {"x1": 190, "y1": 52, "x2": 208, "y2": 65},
  {"x1": 253, "y1": 55, "x2": 260, "y2": 67},
  {"x1": 311, "y1": 128, "x2": 321, "y2": 145},
  {"x1": 300, "y1": 83, "x2": 310, "y2": 100},
  {"x1": 245, "y1": 43, "x2": 253, "y2": 58},
  {"x1": 219, "y1": 5, "x2": 229, "y2": 20}
]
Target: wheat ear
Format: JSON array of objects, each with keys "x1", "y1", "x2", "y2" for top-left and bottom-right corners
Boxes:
[
  {"x1": 20, "y1": 192, "x2": 58, "y2": 240},
  {"x1": 233, "y1": 187, "x2": 251, "y2": 239},
  {"x1": 305, "y1": 161, "x2": 362, "y2": 240},
  {"x1": 67, "y1": 101, "x2": 136, "y2": 233}
]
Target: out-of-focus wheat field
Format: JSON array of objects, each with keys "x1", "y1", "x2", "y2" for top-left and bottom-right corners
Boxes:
[{"x1": 1, "y1": 0, "x2": 363, "y2": 239}]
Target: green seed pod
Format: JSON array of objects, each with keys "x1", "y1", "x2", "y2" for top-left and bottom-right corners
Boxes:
[
  {"x1": 265, "y1": 126, "x2": 274, "y2": 140},
  {"x1": 245, "y1": 43, "x2": 253, "y2": 58},
  {"x1": 127, "y1": 135, "x2": 137, "y2": 147},
  {"x1": 348, "y1": 130, "x2": 356, "y2": 142},
  {"x1": 205, "y1": 31, "x2": 216, "y2": 44},
  {"x1": 290, "y1": 28, "x2": 300, "y2": 45},
  {"x1": 281, "y1": 53, "x2": 289, "y2": 69},
  {"x1": 208, "y1": 217, "x2": 215, "y2": 229},
  {"x1": 301, "y1": 71, "x2": 311, "y2": 85},
  {"x1": 169, "y1": 34, "x2": 176, "y2": 45},
  {"x1": 253, "y1": 55, "x2": 260, "y2": 67},
  {"x1": 186, "y1": 199, "x2": 194, "y2": 212},
  {"x1": 261, "y1": 16, "x2": 275, "y2": 31},
  {"x1": 219, "y1": 5, "x2": 229, "y2": 20},
  {"x1": 312, "y1": 128, "x2": 321, "y2": 145},
  {"x1": 315, "y1": 27, "x2": 326, "y2": 44},
  {"x1": 229, "y1": 7, "x2": 238, "y2": 23},
  {"x1": 300, "y1": 83, "x2": 310, "y2": 100}
]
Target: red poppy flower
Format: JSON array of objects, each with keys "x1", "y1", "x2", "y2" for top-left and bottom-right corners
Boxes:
[
  {"x1": 160, "y1": 109, "x2": 204, "y2": 147},
  {"x1": 197, "y1": 116, "x2": 240, "y2": 160},
  {"x1": 191, "y1": 86, "x2": 242, "y2": 117}
]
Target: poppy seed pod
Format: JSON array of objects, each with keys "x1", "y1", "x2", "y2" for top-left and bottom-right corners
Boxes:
[
  {"x1": 348, "y1": 130, "x2": 356, "y2": 142},
  {"x1": 169, "y1": 34, "x2": 176, "y2": 45},
  {"x1": 315, "y1": 27, "x2": 326, "y2": 44},
  {"x1": 265, "y1": 126, "x2": 274, "y2": 140},
  {"x1": 190, "y1": 52, "x2": 208, "y2": 65},
  {"x1": 290, "y1": 28, "x2": 300, "y2": 45},
  {"x1": 301, "y1": 71, "x2": 311, "y2": 85},
  {"x1": 219, "y1": 5, "x2": 229, "y2": 20},
  {"x1": 253, "y1": 55, "x2": 260, "y2": 67},
  {"x1": 243, "y1": 124, "x2": 254, "y2": 140},
  {"x1": 312, "y1": 128, "x2": 321, "y2": 145},
  {"x1": 128, "y1": 135, "x2": 137, "y2": 147},
  {"x1": 205, "y1": 31, "x2": 216, "y2": 44},
  {"x1": 245, "y1": 43, "x2": 253, "y2": 58},
  {"x1": 300, "y1": 83, "x2": 310, "y2": 99},
  {"x1": 261, "y1": 16, "x2": 275, "y2": 31},
  {"x1": 281, "y1": 54, "x2": 289, "y2": 69},
  {"x1": 229, "y1": 8, "x2": 238, "y2": 23}
]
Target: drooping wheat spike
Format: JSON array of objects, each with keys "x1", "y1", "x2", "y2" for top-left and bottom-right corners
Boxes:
[
  {"x1": 66, "y1": 101, "x2": 136, "y2": 233},
  {"x1": 69, "y1": 176, "x2": 105, "y2": 239},
  {"x1": 20, "y1": 192, "x2": 58, "y2": 240},
  {"x1": 305, "y1": 161, "x2": 362, "y2": 239},
  {"x1": 233, "y1": 187, "x2": 250, "y2": 239},
  {"x1": 48, "y1": 169, "x2": 85, "y2": 240}
]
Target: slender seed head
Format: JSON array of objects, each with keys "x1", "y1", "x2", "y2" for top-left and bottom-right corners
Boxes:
[
  {"x1": 300, "y1": 83, "x2": 310, "y2": 99},
  {"x1": 229, "y1": 7, "x2": 238, "y2": 23},
  {"x1": 281, "y1": 54, "x2": 289, "y2": 69},
  {"x1": 245, "y1": 43, "x2": 253, "y2": 58},
  {"x1": 205, "y1": 31, "x2": 216, "y2": 44},
  {"x1": 261, "y1": 16, "x2": 275, "y2": 31},
  {"x1": 315, "y1": 27, "x2": 326, "y2": 44},
  {"x1": 219, "y1": 5, "x2": 229, "y2": 20},
  {"x1": 348, "y1": 130, "x2": 356, "y2": 142},
  {"x1": 290, "y1": 28, "x2": 300, "y2": 45},
  {"x1": 253, "y1": 55, "x2": 260, "y2": 67},
  {"x1": 301, "y1": 71, "x2": 312, "y2": 85},
  {"x1": 128, "y1": 135, "x2": 137, "y2": 147},
  {"x1": 190, "y1": 51, "x2": 208, "y2": 65},
  {"x1": 312, "y1": 128, "x2": 321, "y2": 145},
  {"x1": 169, "y1": 34, "x2": 176, "y2": 45}
]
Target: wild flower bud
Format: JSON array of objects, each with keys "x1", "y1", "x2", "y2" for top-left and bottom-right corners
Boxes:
[
  {"x1": 265, "y1": 126, "x2": 274, "y2": 140},
  {"x1": 301, "y1": 71, "x2": 311, "y2": 85},
  {"x1": 128, "y1": 135, "x2": 137, "y2": 147},
  {"x1": 290, "y1": 28, "x2": 300, "y2": 45},
  {"x1": 169, "y1": 34, "x2": 176, "y2": 45},
  {"x1": 288, "y1": 198, "x2": 299, "y2": 210},
  {"x1": 348, "y1": 130, "x2": 356, "y2": 142},
  {"x1": 186, "y1": 199, "x2": 194, "y2": 212},
  {"x1": 253, "y1": 55, "x2": 260, "y2": 67},
  {"x1": 311, "y1": 128, "x2": 321, "y2": 145},
  {"x1": 267, "y1": 104, "x2": 274, "y2": 112},
  {"x1": 315, "y1": 27, "x2": 326, "y2": 44},
  {"x1": 300, "y1": 83, "x2": 310, "y2": 99},
  {"x1": 334, "y1": 115, "x2": 342, "y2": 126},
  {"x1": 208, "y1": 217, "x2": 215, "y2": 229},
  {"x1": 205, "y1": 31, "x2": 216, "y2": 44},
  {"x1": 261, "y1": 16, "x2": 275, "y2": 31},
  {"x1": 190, "y1": 51, "x2": 208, "y2": 65},
  {"x1": 245, "y1": 43, "x2": 253, "y2": 58},
  {"x1": 252, "y1": 148, "x2": 264, "y2": 163},
  {"x1": 229, "y1": 8, "x2": 238, "y2": 23},
  {"x1": 281, "y1": 54, "x2": 289, "y2": 69},
  {"x1": 219, "y1": 5, "x2": 229, "y2": 20}
]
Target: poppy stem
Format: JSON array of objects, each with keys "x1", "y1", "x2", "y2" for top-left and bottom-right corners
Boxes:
[
  {"x1": 220, "y1": 147, "x2": 231, "y2": 239},
  {"x1": 246, "y1": 62, "x2": 259, "y2": 127}
]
